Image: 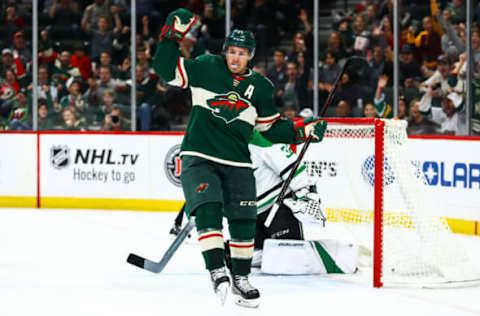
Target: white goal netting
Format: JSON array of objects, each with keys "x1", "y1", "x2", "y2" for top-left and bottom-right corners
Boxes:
[{"x1": 304, "y1": 118, "x2": 480, "y2": 287}]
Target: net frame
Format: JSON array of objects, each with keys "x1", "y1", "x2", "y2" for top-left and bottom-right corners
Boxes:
[{"x1": 321, "y1": 118, "x2": 480, "y2": 288}]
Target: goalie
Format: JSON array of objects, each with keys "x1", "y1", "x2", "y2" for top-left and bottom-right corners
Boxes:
[
  {"x1": 230, "y1": 131, "x2": 359, "y2": 275},
  {"x1": 171, "y1": 131, "x2": 359, "y2": 275}
]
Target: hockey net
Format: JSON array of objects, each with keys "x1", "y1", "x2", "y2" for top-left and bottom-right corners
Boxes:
[{"x1": 306, "y1": 118, "x2": 480, "y2": 287}]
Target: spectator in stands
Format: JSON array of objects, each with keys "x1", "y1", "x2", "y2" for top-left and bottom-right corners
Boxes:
[
  {"x1": 373, "y1": 74, "x2": 393, "y2": 118},
  {"x1": 1, "y1": 68, "x2": 20, "y2": 95},
  {"x1": 280, "y1": 61, "x2": 301, "y2": 110},
  {"x1": 399, "y1": 44, "x2": 423, "y2": 85},
  {"x1": 361, "y1": 4, "x2": 380, "y2": 32},
  {"x1": 363, "y1": 102, "x2": 377, "y2": 118},
  {"x1": 133, "y1": 0, "x2": 161, "y2": 33},
  {"x1": 332, "y1": 71, "x2": 363, "y2": 109},
  {"x1": 419, "y1": 84, "x2": 466, "y2": 135},
  {"x1": 88, "y1": 88, "x2": 123, "y2": 127},
  {"x1": 297, "y1": 8, "x2": 312, "y2": 38},
  {"x1": 127, "y1": 64, "x2": 157, "y2": 131},
  {"x1": 81, "y1": 0, "x2": 116, "y2": 33},
  {"x1": 47, "y1": 0, "x2": 81, "y2": 39},
  {"x1": 139, "y1": 15, "x2": 155, "y2": 56},
  {"x1": 420, "y1": 54, "x2": 453, "y2": 96},
  {"x1": 11, "y1": 31, "x2": 31, "y2": 66},
  {"x1": 38, "y1": 99, "x2": 54, "y2": 130},
  {"x1": 326, "y1": 31, "x2": 348, "y2": 61},
  {"x1": 59, "y1": 77, "x2": 87, "y2": 120},
  {"x1": 2, "y1": 3, "x2": 24, "y2": 46},
  {"x1": 407, "y1": 98, "x2": 440, "y2": 135},
  {"x1": 318, "y1": 51, "x2": 341, "y2": 98},
  {"x1": 51, "y1": 50, "x2": 82, "y2": 91},
  {"x1": 84, "y1": 11, "x2": 122, "y2": 62},
  {"x1": 447, "y1": 0, "x2": 466, "y2": 24},
  {"x1": 93, "y1": 51, "x2": 120, "y2": 79},
  {"x1": 368, "y1": 44, "x2": 392, "y2": 85},
  {"x1": 351, "y1": 15, "x2": 372, "y2": 55},
  {"x1": 414, "y1": 16, "x2": 443, "y2": 68},
  {"x1": 0, "y1": 48, "x2": 26, "y2": 85},
  {"x1": 85, "y1": 64, "x2": 122, "y2": 107},
  {"x1": 136, "y1": 46, "x2": 152, "y2": 75},
  {"x1": 103, "y1": 106, "x2": 129, "y2": 131},
  {"x1": 289, "y1": 32, "x2": 312, "y2": 68},
  {"x1": 200, "y1": 1, "x2": 225, "y2": 42},
  {"x1": 266, "y1": 48, "x2": 287, "y2": 107},
  {"x1": 372, "y1": 16, "x2": 397, "y2": 50},
  {"x1": 71, "y1": 42, "x2": 92, "y2": 81},
  {"x1": 296, "y1": 52, "x2": 310, "y2": 90},
  {"x1": 28, "y1": 65, "x2": 59, "y2": 107},
  {"x1": 7, "y1": 88, "x2": 30, "y2": 131},
  {"x1": 436, "y1": 8, "x2": 465, "y2": 54},
  {"x1": 60, "y1": 105, "x2": 85, "y2": 131},
  {"x1": 37, "y1": 29, "x2": 58, "y2": 66},
  {"x1": 336, "y1": 100, "x2": 353, "y2": 118},
  {"x1": 398, "y1": 96, "x2": 409, "y2": 120}
]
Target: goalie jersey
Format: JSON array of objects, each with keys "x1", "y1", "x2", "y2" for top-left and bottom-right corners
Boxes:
[
  {"x1": 153, "y1": 40, "x2": 297, "y2": 168},
  {"x1": 249, "y1": 131, "x2": 314, "y2": 214}
]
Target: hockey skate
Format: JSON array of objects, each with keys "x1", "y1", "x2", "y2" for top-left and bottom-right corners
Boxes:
[
  {"x1": 231, "y1": 275, "x2": 260, "y2": 308},
  {"x1": 210, "y1": 267, "x2": 230, "y2": 306}
]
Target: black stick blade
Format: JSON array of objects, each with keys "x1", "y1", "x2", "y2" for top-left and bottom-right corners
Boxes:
[{"x1": 127, "y1": 253, "x2": 146, "y2": 268}]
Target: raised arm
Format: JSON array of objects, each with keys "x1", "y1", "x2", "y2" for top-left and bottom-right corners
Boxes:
[{"x1": 152, "y1": 9, "x2": 197, "y2": 87}]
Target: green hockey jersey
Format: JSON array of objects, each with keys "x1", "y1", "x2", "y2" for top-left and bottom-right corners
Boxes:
[{"x1": 153, "y1": 39, "x2": 296, "y2": 167}]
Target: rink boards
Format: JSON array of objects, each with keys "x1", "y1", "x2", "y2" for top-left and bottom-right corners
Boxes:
[{"x1": 0, "y1": 131, "x2": 479, "y2": 236}]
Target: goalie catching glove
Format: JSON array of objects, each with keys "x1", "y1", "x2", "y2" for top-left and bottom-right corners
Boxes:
[
  {"x1": 294, "y1": 117, "x2": 327, "y2": 144},
  {"x1": 160, "y1": 8, "x2": 197, "y2": 41},
  {"x1": 283, "y1": 187, "x2": 326, "y2": 226}
]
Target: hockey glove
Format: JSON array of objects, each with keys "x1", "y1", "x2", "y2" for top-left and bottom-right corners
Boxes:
[
  {"x1": 160, "y1": 9, "x2": 197, "y2": 41},
  {"x1": 284, "y1": 190, "x2": 326, "y2": 226},
  {"x1": 294, "y1": 116, "x2": 327, "y2": 144}
]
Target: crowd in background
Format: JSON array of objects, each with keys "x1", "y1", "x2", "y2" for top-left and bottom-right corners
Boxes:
[{"x1": 0, "y1": 0, "x2": 479, "y2": 135}]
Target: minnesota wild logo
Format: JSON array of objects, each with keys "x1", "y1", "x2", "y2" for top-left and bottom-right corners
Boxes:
[{"x1": 207, "y1": 92, "x2": 250, "y2": 124}]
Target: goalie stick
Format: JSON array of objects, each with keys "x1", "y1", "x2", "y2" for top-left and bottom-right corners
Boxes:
[
  {"x1": 127, "y1": 217, "x2": 195, "y2": 273},
  {"x1": 264, "y1": 56, "x2": 366, "y2": 227}
]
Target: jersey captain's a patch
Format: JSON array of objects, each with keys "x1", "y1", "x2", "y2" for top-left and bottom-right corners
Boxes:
[{"x1": 207, "y1": 91, "x2": 251, "y2": 124}]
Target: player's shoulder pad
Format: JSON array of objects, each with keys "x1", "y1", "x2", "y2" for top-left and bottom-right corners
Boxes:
[
  {"x1": 251, "y1": 71, "x2": 275, "y2": 92},
  {"x1": 193, "y1": 53, "x2": 223, "y2": 64}
]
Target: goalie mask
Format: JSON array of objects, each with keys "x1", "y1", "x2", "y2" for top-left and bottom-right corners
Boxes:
[{"x1": 223, "y1": 29, "x2": 256, "y2": 59}]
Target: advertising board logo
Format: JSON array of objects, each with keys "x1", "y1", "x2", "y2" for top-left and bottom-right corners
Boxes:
[
  {"x1": 50, "y1": 145, "x2": 70, "y2": 169},
  {"x1": 361, "y1": 155, "x2": 395, "y2": 186},
  {"x1": 164, "y1": 144, "x2": 182, "y2": 186}
]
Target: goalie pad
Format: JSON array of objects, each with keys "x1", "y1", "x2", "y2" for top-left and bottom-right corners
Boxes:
[{"x1": 261, "y1": 239, "x2": 358, "y2": 274}]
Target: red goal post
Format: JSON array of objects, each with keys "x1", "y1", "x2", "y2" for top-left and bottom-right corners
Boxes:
[{"x1": 311, "y1": 118, "x2": 480, "y2": 288}]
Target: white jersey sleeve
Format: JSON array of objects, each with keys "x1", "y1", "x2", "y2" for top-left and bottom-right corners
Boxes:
[{"x1": 249, "y1": 142, "x2": 313, "y2": 214}]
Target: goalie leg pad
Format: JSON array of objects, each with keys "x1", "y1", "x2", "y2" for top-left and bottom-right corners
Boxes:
[{"x1": 260, "y1": 239, "x2": 358, "y2": 274}]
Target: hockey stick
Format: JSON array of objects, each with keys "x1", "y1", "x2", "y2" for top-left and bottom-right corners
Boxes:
[
  {"x1": 127, "y1": 217, "x2": 195, "y2": 273},
  {"x1": 264, "y1": 56, "x2": 365, "y2": 228}
]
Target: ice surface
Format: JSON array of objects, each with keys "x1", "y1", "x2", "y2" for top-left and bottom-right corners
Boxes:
[{"x1": 0, "y1": 208, "x2": 479, "y2": 316}]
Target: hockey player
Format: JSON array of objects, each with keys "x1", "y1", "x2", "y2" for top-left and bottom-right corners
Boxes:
[
  {"x1": 171, "y1": 131, "x2": 359, "y2": 274},
  {"x1": 153, "y1": 8, "x2": 327, "y2": 308},
  {"x1": 240, "y1": 131, "x2": 358, "y2": 275}
]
